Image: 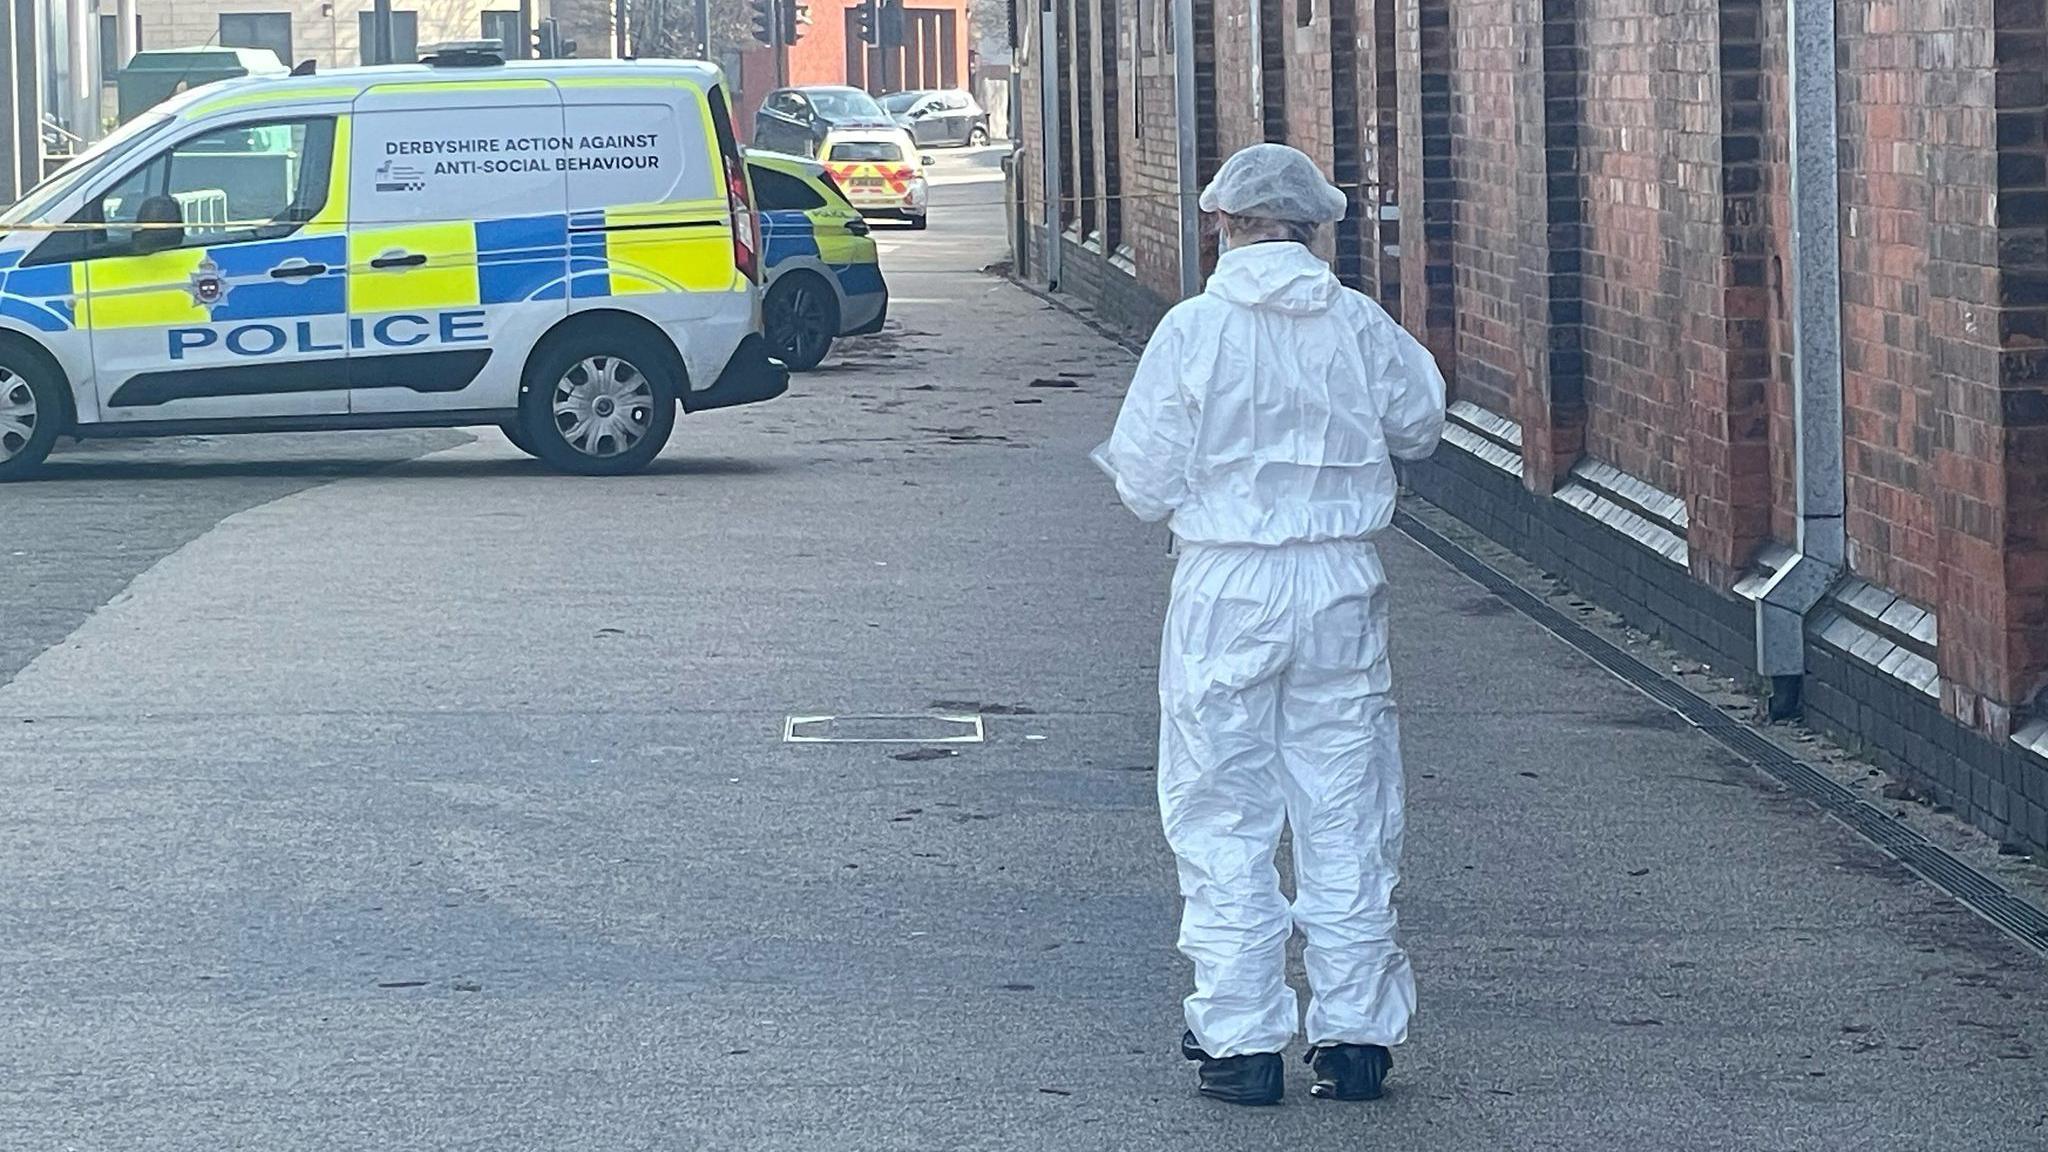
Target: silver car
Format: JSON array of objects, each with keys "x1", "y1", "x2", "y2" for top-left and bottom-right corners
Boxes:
[{"x1": 881, "y1": 89, "x2": 992, "y2": 149}]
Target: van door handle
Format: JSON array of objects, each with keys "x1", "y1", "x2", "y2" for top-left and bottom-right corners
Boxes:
[
  {"x1": 844, "y1": 219, "x2": 870, "y2": 236},
  {"x1": 269, "y1": 262, "x2": 327, "y2": 279},
  {"x1": 370, "y1": 251, "x2": 428, "y2": 270}
]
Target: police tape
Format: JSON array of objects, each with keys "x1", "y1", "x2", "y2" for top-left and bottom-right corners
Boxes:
[
  {"x1": 0, "y1": 214, "x2": 752, "y2": 233},
  {"x1": 0, "y1": 195, "x2": 1392, "y2": 242},
  {"x1": 0, "y1": 182, "x2": 1390, "y2": 232}
]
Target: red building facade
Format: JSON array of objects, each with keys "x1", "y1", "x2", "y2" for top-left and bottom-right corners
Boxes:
[{"x1": 735, "y1": 0, "x2": 972, "y2": 142}]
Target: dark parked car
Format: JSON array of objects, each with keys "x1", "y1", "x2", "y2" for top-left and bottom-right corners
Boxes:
[
  {"x1": 881, "y1": 89, "x2": 991, "y2": 149},
  {"x1": 753, "y1": 85, "x2": 900, "y2": 158}
]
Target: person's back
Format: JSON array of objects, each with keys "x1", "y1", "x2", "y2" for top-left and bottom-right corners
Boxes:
[
  {"x1": 1094, "y1": 239, "x2": 1442, "y2": 549},
  {"x1": 1091, "y1": 142, "x2": 1448, "y2": 1109}
]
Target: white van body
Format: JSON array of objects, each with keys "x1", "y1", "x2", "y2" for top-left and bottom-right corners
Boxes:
[{"x1": 0, "y1": 53, "x2": 787, "y2": 478}]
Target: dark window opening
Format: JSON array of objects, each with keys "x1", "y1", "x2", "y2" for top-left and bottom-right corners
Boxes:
[
  {"x1": 1258, "y1": 0, "x2": 1286, "y2": 142},
  {"x1": 1056, "y1": 3, "x2": 1077, "y2": 229},
  {"x1": 1099, "y1": 0, "x2": 1122, "y2": 252},
  {"x1": 1329, "y1": 0, "x2": 1365, "y2": 287},
  {"x1": 359, "y1": 10, "x2": 420, "y2": 65},
  {"x1": 219, "y1": 13, "x2": 293, "y2": 68},
  {"x1": 481, "y1": 11, "x2": 523, "y2": 55},
  {"x1": 1072, "y1": 0, "x2": 1097, "y2": 238},
  {"x1": 99, "y1": 13, "x2": 142, "y2": 84},
  {"x1": 1374, "y1": 0, "x2": 1401, "y2": 312}
]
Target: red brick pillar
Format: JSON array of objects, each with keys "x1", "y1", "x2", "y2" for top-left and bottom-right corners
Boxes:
[
  {"x1": 1509, "y1": 0, "x2": 1585, "y2": 495},
  {"x1": 1680, "y1": 0, "x2": 1777, "y2": 590},
  {"x1": 1933, "y1": 0, "x2": 2048, "y2": 735}
]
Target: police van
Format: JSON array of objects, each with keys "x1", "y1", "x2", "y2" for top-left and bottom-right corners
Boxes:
[{"x1": 0, "y1": 46, "x2": 786, "y2": 480}]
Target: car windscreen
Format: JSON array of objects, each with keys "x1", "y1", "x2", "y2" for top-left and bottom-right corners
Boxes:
[
  {"x1": 808, "y1": 89, "x2": 886, "y2": 121},
  {"x1": 828, "y1": 141, "x2": 904, "y2": 163},
  {"x1": 879, "y1": 92, "x2": 925, "y2": 114}
]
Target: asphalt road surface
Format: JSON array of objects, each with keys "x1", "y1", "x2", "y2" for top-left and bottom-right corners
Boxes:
[{"x1": 3, "y1": 148, "x2": 2047, "y2": 1150}]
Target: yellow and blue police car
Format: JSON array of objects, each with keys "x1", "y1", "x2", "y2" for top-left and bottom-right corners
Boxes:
[
  {"x1": 747, "y1": 150, "x2": 887, "y2": 371},
  {"x1": 0, "y1": 43, "x2": 786, "y2": 480}
]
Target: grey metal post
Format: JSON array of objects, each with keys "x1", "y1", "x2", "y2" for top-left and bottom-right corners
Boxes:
[
  {"x1": 1039, "y1": 0, "x2": 1062, "y2": 289},
  {"x1": 10, "y1": 0, "x2": 40, "y2": 199},
  {"x1": 65, "y1": 0, "x2": 92, "y2": 138},
  {"x1": 373, "y1": 0, "x2": 396, "y2": 64},
  {"x1": 697, "y1": 0, "x2": 711, "y2": 58},
  {"x1": 115, "y1": 0, "x2": 137, "y2": 72},
  {"x1": 1172, "y1": 0, "x2": 1198, "y2": 298},
  {"x1": 0, "y1": 0, "x2": 16, "y2": 205},
  {"x1": 1754, "y1": 0, "x2": 1847, "y2": 693},
  {"x1": 616, "y1": 0, "x2": 628, "y2": 57}
]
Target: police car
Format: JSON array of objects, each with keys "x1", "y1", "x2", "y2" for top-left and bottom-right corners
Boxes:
[
  {"x1": 0, "y1": 45, "x2": 786, "y2": 480},
  {"x1": 748, "y1": 150, "x2": 887, "y2": 371}
]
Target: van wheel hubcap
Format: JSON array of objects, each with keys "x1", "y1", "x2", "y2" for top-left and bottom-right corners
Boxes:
[
  {"x1": 0, "y1": 368, "x2": 37, "y2": 462},
  {"x1": 552, "y1": 355, "x2": 654, "y2": 459}
]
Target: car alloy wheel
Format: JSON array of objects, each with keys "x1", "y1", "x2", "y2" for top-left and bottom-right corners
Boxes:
[{"x1": 766, "y1": 276, "x2": 838, "y2": 371}]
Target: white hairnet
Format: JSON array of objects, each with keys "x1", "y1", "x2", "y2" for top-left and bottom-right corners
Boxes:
[{"x1": 1198, "y1": 143, "x2": 1349, "y2": 225}]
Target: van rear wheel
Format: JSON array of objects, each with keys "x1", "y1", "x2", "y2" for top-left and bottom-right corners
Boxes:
[
  {"x1": 0, "y1": 346, "x2": 65, "y2": 482},
  {"x1": 518, "y1": 327, "x2": 677, "y2": 476}
]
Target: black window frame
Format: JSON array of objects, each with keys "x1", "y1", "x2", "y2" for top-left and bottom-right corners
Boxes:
[{"x1": 218, "y1": 12, "x2": 294, "y2": 68}]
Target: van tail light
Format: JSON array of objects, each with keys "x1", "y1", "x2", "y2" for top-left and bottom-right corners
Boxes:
[
  {"x1": 706, "y1": 83, "x2": 759, "y2": 284},
  {"x1": 728, "y1": 166, "x2": 760, "y2": 283}
]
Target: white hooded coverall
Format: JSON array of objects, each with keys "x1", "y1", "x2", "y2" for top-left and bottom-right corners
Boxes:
[{"x1": 1093, "y1": 240, "x2": 1446, "y2": 1059}]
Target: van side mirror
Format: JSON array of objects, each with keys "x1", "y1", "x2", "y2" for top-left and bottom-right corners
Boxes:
[
  {"x1": 921, "y1": 154, "x2": 934, "y2": 167},
  {"x1": 132, "y1": 195, "x2": 185, "y2": 254}
]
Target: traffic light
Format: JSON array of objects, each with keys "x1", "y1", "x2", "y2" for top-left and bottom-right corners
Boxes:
[
  {"x1": 855, "y1": 0, "x2": 879, "y2": 44},
  {"x1": 534, "y1": 17, "x2": 575, "y2": 58},
  {"x1": 750, "y1": 0, "x2": 775, "y2": 44},
  {"x1": 786, "y1": 2, "x2": 809, "y2": 43}
]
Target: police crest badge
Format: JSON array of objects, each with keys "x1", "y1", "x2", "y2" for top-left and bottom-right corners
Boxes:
[{"x1": 186, "y1": 259, "x2": 231, "y2": 311}]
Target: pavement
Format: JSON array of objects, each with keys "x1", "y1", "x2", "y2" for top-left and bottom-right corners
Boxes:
[{"x1": 3, "y1": 148, "x2": 2047, "y2": 1150}]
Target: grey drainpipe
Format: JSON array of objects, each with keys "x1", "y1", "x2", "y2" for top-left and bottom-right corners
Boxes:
[
  {"x1": 1040, "y1": 0, "x2": 1064, "y2": 291},
  {"x1": 1754, "y1": 0, "x2": 1847, "y2": 717},
  {"x1": 1173, "y1": 0, "x2": 1199, "y2": 297}
]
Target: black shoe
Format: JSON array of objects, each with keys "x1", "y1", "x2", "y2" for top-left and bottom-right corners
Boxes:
[
  {"x1": 1181, "y1": 1030, "x2": 1284, "y2": 1106},
  {"x1": 1305, "y1": 1042, "x2": 1393, "y2": 1100}
]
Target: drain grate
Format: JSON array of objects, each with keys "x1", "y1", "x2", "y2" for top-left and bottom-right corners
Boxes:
[
  {"x1": 783, "y1": 713, "x2": 986, "y2": 745},
  {"x1": 1394, "y1": 508, "x2": 2048, "y2": 957}
]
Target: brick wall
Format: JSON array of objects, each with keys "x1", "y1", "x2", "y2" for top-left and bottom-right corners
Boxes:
[
  {"x1": 1009, "y1": 0, "x2": 2048, "y2": 730},
  {"x1": 1576, "y1": 0, "x2": 1687, "y2": 496},
  {"x1": 1443, "y1": 0, "x2": 1519, "y2": 420},
  {"x1": 1834, "y1": 0, "x2": 1965, "y2": 607},
  {"x1": 1127, "y1": 4, "x2": 1182, "y2": 302}
]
